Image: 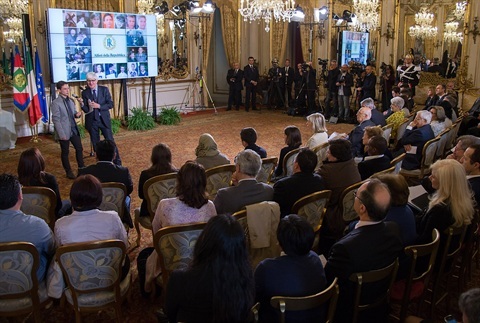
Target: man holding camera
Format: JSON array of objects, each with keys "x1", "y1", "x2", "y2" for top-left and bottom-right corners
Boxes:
[
  {"x1": 325, "y1": 60, "x2": 340, "y2": 118},
  {"x1": 267, "y1": 58, "x2": 284, "y2": 109},
  {"x1": 336, "y1": 64, "x2": 354, "y2": 123}
]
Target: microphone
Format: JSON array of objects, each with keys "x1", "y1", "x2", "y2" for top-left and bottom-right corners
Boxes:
[
  {"x1": 72, "y1": 94, "x2": 79, "y2": 98},
  {"x1": 79, "y1": 86, "x2": 86, "y2": 91}
]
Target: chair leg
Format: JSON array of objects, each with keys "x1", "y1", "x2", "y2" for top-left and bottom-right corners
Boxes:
[
  {"x1": 75, "y1": 309, "x2": 82, "y2": 323},
  {"x1": 33, "y1": 309, "x2": 42, "y2": 323},
  {"x1": 114, "y1": 302, "x2": 123, "y2": 322},
  {"x1": 134, "y1": 208, "x2": 141, "y2": 247}
]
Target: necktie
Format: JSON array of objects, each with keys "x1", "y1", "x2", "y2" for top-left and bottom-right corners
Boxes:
[
  {"x1": 234, "y1": 69, "x2": 238, "y2": 75},
  {"x1": 250, "y1": 65, "x2": 253, "y2": 70},
  {"x1": 92, "y1": 89, "x2": 99, "y2": 120}
]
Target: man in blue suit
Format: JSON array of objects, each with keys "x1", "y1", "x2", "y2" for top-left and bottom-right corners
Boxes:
[
  {"x1": 80, "y1": 72, "x2": 121, "y2": 165},
  {"x1": 243, "y1": 56, "x2": 259, "y2": 112}
]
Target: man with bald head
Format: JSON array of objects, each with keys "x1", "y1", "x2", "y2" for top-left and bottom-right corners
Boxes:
[
  {"x1": 226, "y1": 62, "x2": 243, "y2": 111},
  {"x1": 349, "y1": 106, "x2": 375, "y2": 157},
  {"x1": 325, "y1": 179, "x2": 402, "y2": 322}
]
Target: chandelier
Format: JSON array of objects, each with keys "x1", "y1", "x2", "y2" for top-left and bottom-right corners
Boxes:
[
  {"x1": 454, "y1": 1, "x2": 467, "y2": 21},
  {"x1": 137, "y1": 0, "x2": 165, "y2": 39},
  {"x1": 351, "y1": 0, "x2": 379, "y2": 32},
  {"x1": 444, "y1": 21, "x2": 463, "y2": 44},
  {"x1": 238, "y1": 0, "x2": 296, "y2": 32},
  {"x1": 3, "y1": 17, "x2": 23, "y2": 43},
  {"x1": 1, "y1": 0, "x2": 27, "y2": 42},
  {"x1": 409, "y1": 7, "x2": 438, "y2": 40}
]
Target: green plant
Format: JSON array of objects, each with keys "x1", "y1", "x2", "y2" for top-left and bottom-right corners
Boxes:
[
  {"x1": 127, "y1": 107, "x2": 156, "y2": 131},
  {"x1": 158, "y1": 106, "x2": 181, "y2": 125},
  {"x1": 111, "y1": 118, "x2": 121, "y2": 134},
  {"x1": 77, "y1": 124, "x2": 87, "y2": 139}
]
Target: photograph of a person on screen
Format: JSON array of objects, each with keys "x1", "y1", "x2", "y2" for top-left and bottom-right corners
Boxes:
[
  {"x1": 65, "y1": 28, "x2": 77, "y2": 45},
  {"x1": 103, "y1": 13, "x2": 114, "y2": 28},
  {"x1": 106, "y1": 64, "x2": 117, "y2": 79},
  {"x1": 76, "y1": 14, "x2": 87, "y2": 28},
  {"x1": 126, "y1": 15, "x2": 137, "y2": 31},
  {"x1": 137, "y1": 15, "x2": 147, "y2": 34},
  {"x1": 128, "y1": 63, "x2": 138, "y2": 77},
  {"x1": 75, "y1": 29, "x2": 91, "y2": 46},
  {"x1": 139, "y1": 64, "x2": 148, "y2": 76},
  {"x1": 117, "y1": 64, "x2": 128, "y2": 78},
  {"x1": 68, "y1": 66, "x2": 80, "y2": 80},
  {"x1": 80, "y1": 65, "x2": 91, "y2": 80},
  {"x1": 115, "y1": 14, "x2": 126, "y2": 29},
  {"x1": 136, "y1": 47, "x2": 147, "y2": 62},
  {"x1": 64, "y1": 11, "x2": 76, "y2": 27},
  {"x1": 128, "y1": 50, "x2": 136, "y2": 62},
  {"x1": 89, "y1": 12, "x2": 101, "y2": 28},
  {"x1": 95, "y1": 64, "x2": 105, "y2": 79}
]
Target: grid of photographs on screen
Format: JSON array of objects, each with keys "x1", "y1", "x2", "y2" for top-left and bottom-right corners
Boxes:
[{"x1": 47, "y1": 8, "x2": 157, "y2": 83}]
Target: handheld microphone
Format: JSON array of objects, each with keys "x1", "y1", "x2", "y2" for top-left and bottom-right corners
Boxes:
[{"x1": 72, "y1": 94, "x2": 79, "y2": 98}]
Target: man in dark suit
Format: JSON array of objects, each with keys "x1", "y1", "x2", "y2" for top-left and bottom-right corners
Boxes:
[
  {"x1": 462, "y1": 144, "x2": 480, "y2": 206},
  {"x1": 325, "y1": 179, "x2": 403, "y2": 323},
  {"x1": 273, "y1": 148, "x2": 325, "y2": 217},
  {"x1": 240, "y1": 127, "x2": 267, "y2": 158},
  {"x1": 325, "y1": 60, "x2": 340, "y2": 118},
  {"x1": 361, "y1": 97, "x2": 386, "y2": 126},
  {"x1": 281, "y1": 59, "x2": 294, "y2": 109},
  {"x1": 214, "y1": 149, "x2": 273, "y2": 214},
  {"x1": 357, "y1": 65, "x2": 376, "y2": 101},
  {"x1": 78, "y1": 140, "x2": 133, "y2": 227},
  {"x1": 427, "y1": 57, "x2": 445, "y2": 76},
  {"x1": 336, "y1": 64, "x2": 354, "y2": 122},
  {"x1": 349, "y1": 107, "x2": 375, "y2": 157},
  {"x1": 400, "y1": 110, "x2": 435, "y2": 170},
  {"x1": 358, "y1": 136, "x2": 391, "y2": 180},
  {"x1": 80, "y1": 72, "x2": 121, "y2": 165},
  {"x1": 226, "y1": 62, "x2": 243, "y2": 111},
  {"x1": 243, "y1": 56, "x2": 259, "y2": 111},
  {"x1": 435, "y1": 83, "x2": 453, "y2": 119}
]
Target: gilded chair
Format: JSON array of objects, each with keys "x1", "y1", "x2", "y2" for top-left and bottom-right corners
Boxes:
[
  {"x1": 381, "y1": 124, "x2": 393, "y2": 144},
  {"x1": 99, "y1": 182, "x2": 127, "y2": 222},
  {"x1": 56, "y1": 239, "x2": 131, "y2": 323},
  {"x1": 232, "y1": 209, "x2": 249, "y2": 247},
  {"x1": 134, "y1": 172, "x2": 177, "y2": 246},
  {"x1": 349, "y1": 258, "x2": 399, "y2": 323},
  {"x1": 434, "y1": 127, "x2": 451, "y2": 159},
  {"x1": 0, "y1": 242, "x2": 50, "y2": 323},
  {"x1": 312, "y1": 142, "x2": 329, "y2": 170},
  {"x1": 339, "y1": 181, "x2": 366, "y2": 222},
  {"x1": 205, "y1": 164, "x2": 235, "y2": 200},
  {"x1": 444, "y1": 117, "x2": 462, "y2": 152},
  {"x1": 371, "y1": 165, "x2": 396, "y2": 177},
  {"x1": 400, "y1": 136, "x2": 440, "y2": 184},
  {"x1": 256, "y1": 157, "x2": 278, "y2": 184},
  {"x1": 394, "y1": 119, "x2": 410, "y2": 148},
  {"x1": 282, "y1": 147, "x2": 302, "y2": 177},
  {"x1": 390, "y1": 152, "x2": 406, "y2": 174},
  {"x1": 270, "y1": 278, "x2": 339, "y2": 323},
  {"x1": 291, "y1": 190, "x2": 331, "y2": 234},
  {"x1": 390, "y1": 229, "x2": 440, "y2": 322},
  {"x1": 21, "y1": 186, "x2": 57, "y2": 230}
]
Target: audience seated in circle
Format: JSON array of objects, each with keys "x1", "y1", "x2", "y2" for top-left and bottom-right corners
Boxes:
[
  {"x1": 358, "y1": 136, "x2": 391, "y2": 180},
  {"x1": 0, "y1": 173, "x2": 55, "y2": 282},
  {"x1": 274, "y1": 125, "x2": 302, "y2": 177},
  {"x1": 240, "y1": 127, "x2": 267, "y2": 158},
  {"x1": 255, "y1": 214, "x2": 327, "y2": 322},
  {"x1": 305, "y1": 113, "x2": 328, "y2": 149},
  {"x1": 194, "y1": 133, "x2": 230, "y2": 170},
  {"x1": 166, "y1": 214, "x2": 255, "y2": 323}
]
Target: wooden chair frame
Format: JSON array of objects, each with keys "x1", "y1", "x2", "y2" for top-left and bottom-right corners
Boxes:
[
  {"x1": 371, "y1": 165, "x2": 396, "y2": 177},
  {"x1": 100, "y1": 182, "x2": 127, "y2": 221},
  {"x1": 205, "y1": 164, "x2": 236, "y2": 199},
  {"x1": 257, "y1": 157, "x2": 278, "y2": 184},
  {"x1": 282, "y1": 147, "x2": 303, "y2": 177},
  {"x1": 390, "y1": 153, "x2": 406, "y2": 174},
  {"x1": 291, "y1": 190, "x2": 332, "y2": 233},
  {"x1": 21, "y1": 186, "x2": 57, "y2": 230},
  {"x1": 339, "y1": 180, "x2": 367, "y2": 222},
  {"x1": 400, "y1": 136, "x2": 440, "y2": 181},
  {"x1": 270, "y1": 277, "x2": 339, "y2": 323},
  {"x1": 312, "y1": 142, "x2": 330, "y2": 170}
]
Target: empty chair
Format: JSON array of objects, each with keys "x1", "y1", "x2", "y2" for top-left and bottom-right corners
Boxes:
[
  {"x1": 205, "y1": 164, "x2": 236, "y2": 200},
  {"x1": 20, "y1": 186, "x2": 57, "y2": 230},
  {"x1": 256, "y1": 157, "x2": 278, "y2": 184},
  {"x1": 291, "y1": 190, "x2": 331, "y2": 234},
  {"x1": 435, "y1": 127, "x2": 451, "y2": 159},
  {"x1": 312, "y1": 142, "x2": 329, "y2": 170},
  {"x1": 394, "y1": 119, "x2": 410, "y2": 148}
]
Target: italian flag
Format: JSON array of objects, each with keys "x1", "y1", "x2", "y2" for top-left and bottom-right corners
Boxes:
[
  {"x1": 12, "y1": 46, "x2": 30, "y2": 112},
  {"x1": 25, "y1": 45, "x2": 42, "y2": 127}
]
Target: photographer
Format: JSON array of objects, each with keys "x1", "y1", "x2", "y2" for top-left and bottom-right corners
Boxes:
[
  {"x1": 336, "y1": 64, "x2": 354, "y2": 123},
  {"x1": 380, "y1": 64, "x2": 396, "y2": 111},
  {"x1": 292, "y1": 63, "x2": 306, "y2": 116},
  {"x1": 325, "y1": 60, "x2": 340, "y2": 118},
  {"x1": 267, "y1": 58, "x2": 284, "y2": 109}
]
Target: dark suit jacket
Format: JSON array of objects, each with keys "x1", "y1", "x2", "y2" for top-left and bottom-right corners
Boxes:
[
  {"x1": 213, "y1": 179, "x2": 273, "y2": 214},
  {"x1": 78, "y1": 161, "x2": 133, "y2": 195},
  {"x1": 245, "y1": 144, "x2": 267, "y2": 158},
  {"x1": 427, "y1": 65, "x2": 445, "y2": 77},
  {"x1": 273, "y1": 172, "x2": 325, "y2": 217},
  {"x1": 361, "y1": 73, "x2": 376, "y2": 100},
  {"x1": 337, "y1": 72, "x2": 354, "y2": 96},
  {"x1": 326, "y1": 68, "x2": 341, "y2": 92},
  {"x1": 349, "y1": 119, "x2": 376, "y2": 157},
  {"x1": 358, "y1": 155, "x2": 391, "y2": 180},
  {"x1": 226, "y1": 68, "x2": 244, "y2": 90},
  {"x1": 81, "y1": 85, "x2": 114, "y2": 131},
  {"x1": 371, "y1": 108, "x2": 386, "y2": 126},
  {"x1": 281, "y1": 66, "x2": 294, "y2": 86},
  {"x1": 468, "y1": 176, "x2": 480, "y2": 207},
  {"x1": 243, "y1": 64, "x2": 259, "y2": 88},
  {"x1": 325, "y1": 222, "x2": 403, "y2": 323},
  {"x1": 400, "y1": 124, "x2": 435, "y2": 170}
]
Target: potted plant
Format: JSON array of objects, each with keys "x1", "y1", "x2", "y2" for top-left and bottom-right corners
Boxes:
[
  {"x1": 158, "y1": 106, "x2": 181, "y2": 125},
  {"x1": 127, "y1": 107, "x2": 156, "y2": 131}
]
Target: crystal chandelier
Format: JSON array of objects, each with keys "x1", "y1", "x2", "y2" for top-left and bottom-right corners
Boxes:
[
  {"x1": 1, "y1": 0, "x2": 27, "y2": 42},
  {"x1": 238, "y1": 0, "x2": 296, "y2": 32},
  {"x1": 454, "y1": 1, "x2": 467, "y2": 21},
  {"x1": 444, "y1": 21, "x2": 463, "y2": 44},
  {"x1": 409, "y1": 7, "x2": 438, "y2": 40},
  {"x1": 351, "y1": 0, "x2": 379, "y2": 32},
  {"x1": 3, "y1": 17, "x2": 23, "y2": 42}
]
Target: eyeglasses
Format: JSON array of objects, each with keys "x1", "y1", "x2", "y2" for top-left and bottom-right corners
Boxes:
[
  {"x1": 353, "y1": 189, "x2": 365, "y2": 205},
  {"x1": 87, "y1": 79, "x2": 97, "y2": 82}
]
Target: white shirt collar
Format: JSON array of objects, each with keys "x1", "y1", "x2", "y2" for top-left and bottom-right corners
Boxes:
[
  {"x1": 364, "y1": 154, "x2": 384, "y2": 161},
  {"x1": 355, "y1": 220, "x2": 382, "y2": 229}
]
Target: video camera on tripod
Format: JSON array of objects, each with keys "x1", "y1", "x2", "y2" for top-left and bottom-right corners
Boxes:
[
  {"x1": 317, "y1": 58, "x2": 328, "y2": 80},
  {"x1": 349, "y1": 61, "x2": 365, "y2": 77}
]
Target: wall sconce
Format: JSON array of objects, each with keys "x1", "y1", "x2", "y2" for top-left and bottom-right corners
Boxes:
[
  {"x1": 382, "y1": 22, "x2": 394, "y2": 46},
  {"x1": 465, "y1": 16, "x2": 479, "y2": 45}
]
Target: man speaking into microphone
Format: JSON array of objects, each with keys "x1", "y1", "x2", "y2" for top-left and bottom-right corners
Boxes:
[
  {"x1": 78, "y1": 72, "x2": 121, "y2": 165},
  {"x1": 50, "y1": 81, "x2": 85, "y2": 179}
]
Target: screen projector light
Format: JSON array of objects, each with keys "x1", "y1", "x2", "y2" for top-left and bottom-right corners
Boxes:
[
  {"x1": 291, "y1": 5, "x2": 305, "y2": 22},
  {"x1": 314, "y1": 6, "x2": 328, "y2": 22},
  {"x1": 202, "y1": 0, "x2": 215, "y2": 13}
]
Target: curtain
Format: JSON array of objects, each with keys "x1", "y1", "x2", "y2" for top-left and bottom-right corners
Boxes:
[
  {"x1": 201, "y1": 14, "x2": 215, "y2": 105},
  {"x1": 54, "y1": 0, "x2": 116, "y2": 11},
  {"x1": 271, "y1": 21, "x2": 289, "y2": 63},
  {"x1": 219, "y1": 2, "x2": 239, "y2": 66},
  {"x1": 298, "y1": 7, "x2": 314, "y2": 62}
]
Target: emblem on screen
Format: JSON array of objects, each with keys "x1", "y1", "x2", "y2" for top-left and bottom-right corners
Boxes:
[{"x1": 104, "y1": 36, "x2": 116, "y2": 50}]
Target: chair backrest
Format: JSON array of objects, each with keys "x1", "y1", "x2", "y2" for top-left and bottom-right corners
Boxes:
[
  {"x1": 445, "y1": 118, "x2": 463, "y2": 152},
  {"x1": 56, "y1": 240, "x2": 126, "y2": 308},
  {"x1": 205, "y1": 164, "x2": 236, "y2": 200},
  {"x1": 270, "y1": 277, "x2": 339, "y2": 323},
  {"x1": 232, "y1": 209, "x2": 251, "y2": 249},
  {"x1": 20, "y1": 186, "x2": 57, "y2": 230},
  {"x1": 349, "y1": 258, "x2": 399, "y2": 323},
  {"x1": 283, "y1": 147, "x2": 302, "y2": 177},
  {"x1": 340, "y1": 180, "x2": 366, "y2": 222},
  {"x1": 437, "y1": 225, "x2": 468, "y2": 278},
  {"x1": 99, "y1": 182, "x2": 127, "y2": 220},
  {"x1": 0, "y1": 242, "x2": 40, "y2": 306},
  {"x1": 394, "y1": 120, "x2": 410, "y2": 146},
  {"x1": 390, "y1": 152, "x2": 406, "y2": 174},
  {"x1": 435, "y1": 127, "x2": 451, "y2": 159},
  {"x1": 371, "y1": 165, "x2": 396, "y2": 177},
  {"x1": 153, "y1": 222, "x2": 206, "y2": 288},
  {"x1": 256, "y1": 157, "x2": 278, "y2": 184},
  {"x1": 419, "y1": 136, "x2": 440, "y2": 176},
  {"x1": 144, "y1": 172, "x2": 178, "y2": 222},
  {"x1": 312, "y1": 142, "x2": 330, "y2": 170},
  {"x1": 291, "y1": 190, "x2": 332, "y2": 233},
  {"x1": 381, "y1": 124, "x2": 393, "y2": 143}
]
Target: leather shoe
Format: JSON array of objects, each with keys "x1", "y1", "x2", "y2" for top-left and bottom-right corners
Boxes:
[{"x1": 66, "y1": 171, "x2": 76, "y2": 179}]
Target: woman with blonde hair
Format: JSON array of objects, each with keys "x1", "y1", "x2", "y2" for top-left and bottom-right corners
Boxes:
[{"x1": 305, "y1": 113, "x2": 328, "y2": 150}]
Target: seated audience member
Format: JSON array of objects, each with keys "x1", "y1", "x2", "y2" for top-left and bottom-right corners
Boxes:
[
  {"x1": 424, "y1": 85, "x2": 439, "y2": 109},
  {"x1": 255, "y1": 214, "x2": 327, "y2": 322},
  {"x1": 274, "y1": 126, "x2": 302, "y2": 177},
  {"x1": 349, "y1": 107, "x2": 375, "y2": 157},
  {"x1": 325, "y1": 179, "x2": 403, "y2": 323},
  {"x1": 361, "y1": 97, "x2": 386, "y2": 126},
  {"x1": 383, "y1": 86, "x2": 402, "y2": 118},
  {"x1": 17, "y1": 147, "x2": 70, "y2": 218},
  {"x1": 428, "y1": 105, "x2": 452, "y2": 136},
  {"x1": 461, "y1": 144, "x2": 480, "y2": 205},
  {"x1": 78, "y1": 140, "x2": 134, "y2": 227},
  {"x1": 166, "y1": 215, "x2": 254, "y2": 323},
  {"x1": 399, "y1": 110, "x2": 435, "y2": 171},
  {"x1": 305, "y1": 113, "x2": 328, "y2": 149},
  {"x1": 273, "y1": 148, "x2": 325, "y2": 217},
  {"x1": 144, "y1": 161, "x2": 217, "y2": 293},
  {"x1": 137, "y1": 143, "x2": 177, "y2": 218},
  {"x1": 459, "y1": 96, "x2": 480, "y2": 136},
  {"x1": 0, "y1": 173, "x2": 55, "y2": 282},
  {"x1": 446, "y1": 135, "x2": 480, "y2": 162},
  {"x1": 373, "y1": 173, "x2": 416, "y2": 246},
  {"x1": 435, "y1": 84, "x2": 453, "y2": 119},
  {"x1": 358, "y1": 136, "x2": 391, "y2": 180},
  {"x1": 317, "y1": 139, "x2": 361, "y2": 252},
  {"x1": 400, "y1": 88, "x2": 414, "y2": 112},
  {"x1": 214, "y1": 149, "x2": 273, "y2": 214},
  {"x1": 386, "y1": 96, "x2": 409, "y2": 139},
  {"x1": 194, "y1": 133, "x2": 230, "y2": 170},
  {"x1": 240, "y1": 127, "x2": 267, "y2": 158},
  {"x1": 361, "y1": 126, "x2": 393, "y2": 159}
]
